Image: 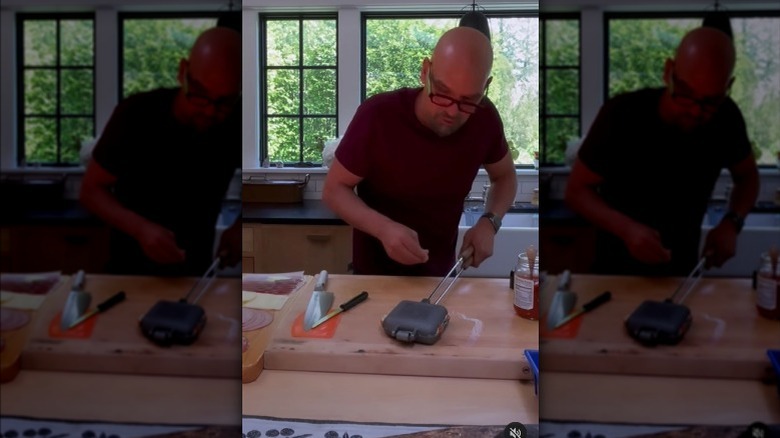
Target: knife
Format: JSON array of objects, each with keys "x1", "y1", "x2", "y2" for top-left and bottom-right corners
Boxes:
[
  {"x1": 67, "y1": 291, "x2": 127, "y2": 330},
  {"x1": 552, "y1": 290, "x2": 611, "y2": 330},
  {"x1": 310, "y1": 291, "x2": 369, "y2": 329}
]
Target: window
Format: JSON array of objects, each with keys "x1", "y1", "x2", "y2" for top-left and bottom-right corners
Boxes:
[
  {"x1": 364, "y1": 13, "x2": 539, "y2": 167},
  {"x1": 120, "y1": 13, "x2": 218, "y2": 99},
  {"x1": 607, "y1": 12, "x2": 780, "y2": 166},
  {"x1": 17, "y1": 13, "x2": 94, "y2": 166},
  {"x1": 261, "y1": 15, "x2": 338, "y2": 166},
  {"x1": 540, "y1": 14, "x2": 580, "y2": 165}
]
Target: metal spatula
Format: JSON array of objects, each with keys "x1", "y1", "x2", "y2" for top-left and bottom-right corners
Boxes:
[
  {"x1": 546, "y1": 270, "x2": 577, "y2": 330},
  {"x1": 60, "y1": 270, "x2": 91, "y2": 330},
  {"x1": 303, "y1": 270, "x2": 334, "y2": 331}
]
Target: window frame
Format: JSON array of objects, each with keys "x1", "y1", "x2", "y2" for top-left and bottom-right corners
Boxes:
[
  {"x1": 604, "y1": 10, "x2": 780, "y2": 168},
  {"x1": 539, "y1": 12, "x2": 581, "y2": 167},
  {"x1": 259, "y1": 12, "x2": 339, "y2": 167},
  {"x1": 361, "y1": 10, "x2": 540, "y2": 169},
  {"x1": 16, "y1": 12, "x2": 96, "y2": 167}
]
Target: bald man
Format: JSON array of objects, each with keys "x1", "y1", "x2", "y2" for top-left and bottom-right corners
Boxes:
[
  {"x1": 565, "y1": 26, "x2": 759, "y2": 276},
  {"x1": 323, "y1": 27, "x2": 518, "y2": 276},
  {"x1": 80, "y1": 27, "x2": 242, "y2": 276}
]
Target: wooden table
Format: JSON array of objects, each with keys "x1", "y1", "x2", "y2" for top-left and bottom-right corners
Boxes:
[
  {"x1": 539, "y1": 274, "x2": 780, "y2": 426},
  {"x1": 541, "y1": 275, "x2": 779, "y2": 380},
  {"x1": 242, "y1": 274, "x2": 539, "y2": 426},
  {"x1": 1, "y1": 273, "x2": 241, "y2": 428}
]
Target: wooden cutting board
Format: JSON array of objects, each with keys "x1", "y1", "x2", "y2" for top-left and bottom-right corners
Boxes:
[
  {"x1": 21, "y1": 274, "x2": 241, "y2": 378},
  {"x1": 541, "y1": 275, "x2": 780, "y2": 380},
  {"x1": 261, "y1": 275, "x2": 538, "y2": 380}
]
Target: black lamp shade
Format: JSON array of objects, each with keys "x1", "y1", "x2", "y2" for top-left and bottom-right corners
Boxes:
[
  {"x1": 702, "y1": 11, "x2": 733, "y2": 40},
  {"x1": 459, "y1": 11, "x2": 491, "y2": 41}
]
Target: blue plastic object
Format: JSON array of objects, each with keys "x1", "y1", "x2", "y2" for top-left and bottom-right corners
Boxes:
[
  {"x1": 769, "y1": 350, "x2": 780, "y2": 397},
  {"x1": 524, "y1": 349, "x2": 539, "y2": 395}
]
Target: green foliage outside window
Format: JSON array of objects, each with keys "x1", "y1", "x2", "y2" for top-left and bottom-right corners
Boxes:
[
  {"x1": 21, "y1": 18, "x2": 93, "y2": 165},
  {"x1": 609, "y1": 17, "x2": 780, "y2": 165},
  {"x1": 264, "y1": 18, "x2": 337, "y2": 164},
  {"x1": 123, "y1": 18, "x2": 216, "y2": 98},
  {"x1": 542, "y1": 18, "x2": 580, "y2": 164}
]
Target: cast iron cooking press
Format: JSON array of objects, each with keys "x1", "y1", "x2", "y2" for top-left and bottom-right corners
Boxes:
[
  {"x1": 138, "y1": 257, "x2": 219, "y2": 347},
  {"x1": 381, "y1": 247, "x2": 474, "y2": 345},
  {"x1": 624, "y1": 256, "x2": 706, "y2": 347}
]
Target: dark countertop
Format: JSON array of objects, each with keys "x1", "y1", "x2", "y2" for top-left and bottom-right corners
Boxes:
[
  {"x1": 2, "y1": 200, "x2": 242, "y2": 227},
  {"x1": 242, "y1": 200, "x2": 346, "y2": 225},
  {"x1": 242, "y1": 200, "x2": 541, "y2": 225},
  {"x1": 1, "y1": 200, "x2": 104, "y2": 226}
]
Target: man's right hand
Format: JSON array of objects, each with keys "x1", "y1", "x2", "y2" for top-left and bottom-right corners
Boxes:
[
  {"x1": 378, "y1": 222, "x2": 429, "y2": 266},
  {"x1": 621, "y1": 221, "x2": 672, "y2": 264},
  {"x1": 136, "y1": 222, "x2": 186, "y2": 264}
]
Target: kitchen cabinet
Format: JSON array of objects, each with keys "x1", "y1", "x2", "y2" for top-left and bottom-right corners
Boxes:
[
  {"x1": 2, "y1": 225, "x2": 110, "y2": 274},
  {"x1": 539, "y1": 224, "x2": 596, "y2": 274},
  {"x1": 243, "y1": 223, "x2": 352, "y2": 275}
]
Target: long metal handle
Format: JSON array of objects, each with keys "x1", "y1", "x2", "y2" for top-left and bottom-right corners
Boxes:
[
  {"x1": 185, "y1": 257, "x2": 220, "y2": 304},
  {"x1": 670, "y1": 256, "x2": 706, "y2": 305},
  {"x1": 427, "y1": 247, "x2": 474, "y2": 305}
]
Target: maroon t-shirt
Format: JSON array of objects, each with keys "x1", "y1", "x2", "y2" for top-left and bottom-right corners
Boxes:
[{"x1": 336, "y1": 87, "x2": 508, "y2": 276}]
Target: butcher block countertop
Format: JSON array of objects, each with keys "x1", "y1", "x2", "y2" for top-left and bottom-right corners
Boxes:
[
  {"x1": 1, "y1": 273, "x2": 241, "y2": 427},
  {"x1": 540, "y1": 274, "x2": 780, "y2": 426},
  {"x1": 541, "y1": 274, "x2": 778, "y2": 380},
  {"x1": 242, "y1": 274, "x2": 540, "y2": 426}
]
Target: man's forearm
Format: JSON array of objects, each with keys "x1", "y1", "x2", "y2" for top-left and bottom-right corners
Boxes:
[
  {"x1": 323, "y1": 184, "x2": 394, "y2": 240},
  {"x1": 566, "y1": 184, "x2": 637, "y2": 241},
  {"x1": 728, "y1": 170, "x2": 760, "y2": 219},
  {"x1": 81, "y1": 187, "x2": 150, "y2": 240},
  {"x1": 485, "y1": 172, "x2": 517, "y2": 218}
]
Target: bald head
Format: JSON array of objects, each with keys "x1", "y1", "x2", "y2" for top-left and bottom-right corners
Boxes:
[
  {"x1": 431, "y1": 26, "x2": 493, "y2": 86},
  {"x1": 187, "y1": 27, "x2": 241, "y2": 93},
  {"x1": 673, "y1": 26, "x2": 735, "y2": 91}
]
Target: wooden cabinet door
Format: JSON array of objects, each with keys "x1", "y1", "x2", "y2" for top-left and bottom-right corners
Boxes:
[
  {"x1": 242, "y1": 225, "x2": 258, "y2": 273},
  {"x1": 256, "y1": 224, "x2": 352, "y2": 275}
]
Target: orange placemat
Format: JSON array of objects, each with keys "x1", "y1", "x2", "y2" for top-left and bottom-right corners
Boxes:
[
  {"x1": 540, "y1": 314, "x2": 584, "y2": 339},
  {"x1": 48, "y1": 311, "x2": 97, "y2": 339},
  {"x1": 290, "y1": 312, "x2": 342, "y2": 339}
]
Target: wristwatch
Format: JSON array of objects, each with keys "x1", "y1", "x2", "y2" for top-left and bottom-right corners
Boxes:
[
  {"x1": 480, "y1": 212, "x2": 502, "y2": 234},
  {"x1": 722, "y1": 211, "x2": 744, "y2": 233}
]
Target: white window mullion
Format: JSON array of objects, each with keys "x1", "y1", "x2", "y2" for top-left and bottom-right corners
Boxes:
[
  {"x1": 243, "y1": 8, "x2": 261, "y2": 169},
  {"x1": 94, "y1": 8, "x2": 118, "y2": 142},
  {"x1": 337, "y1": 7, "x2": 361, "y2": 137},
  {"x1": 580, "y1": 7, "x2": 603, "y2": 136}
]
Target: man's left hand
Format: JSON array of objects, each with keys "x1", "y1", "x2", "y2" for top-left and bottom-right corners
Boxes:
[
  {"x1": 461, "y1": 218, "x2": 495, "y2": 268},
  {"x1": 702, "y1": 221, "x2": 738, "y2": 268}
]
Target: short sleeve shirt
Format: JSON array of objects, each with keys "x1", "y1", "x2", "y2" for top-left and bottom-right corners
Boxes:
[
  {"x1": 335, "y1": 87, "x2": 509, "y2": 276},
  {"x1": 577, "y1": 87, "x2": 752, "y2": 276},
  {"x1": 91, "y1": 88, "x2": 241, "y2": 276}
]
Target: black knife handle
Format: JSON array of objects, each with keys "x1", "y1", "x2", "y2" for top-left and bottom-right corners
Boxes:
[
  {"x1": 97, "y1": 291, "x2": 126, "y2": 312},
  {"x1": 583, "y1": 291, "x2": 611, "y2": 312},
  {"x1": 340, "y1": 291, "x2": 368, "y2": 311}
]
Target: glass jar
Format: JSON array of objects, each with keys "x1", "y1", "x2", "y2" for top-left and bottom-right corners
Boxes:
[
  {"x1": 514, "y1": 253, "x2": 539, "y2": 320},
  {"x1": 756, "y1": 252, "x2": 780, "y2": 320}
]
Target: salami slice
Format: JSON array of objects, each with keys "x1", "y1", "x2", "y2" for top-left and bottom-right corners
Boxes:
[
  {"x1": 242, "y1": 308, "x2": 273, "y2": 332},
  {"x1": 0, "y1": 308, "x2": 31, "y2": 332}
]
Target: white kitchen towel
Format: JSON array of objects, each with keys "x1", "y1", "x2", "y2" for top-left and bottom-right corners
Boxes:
[
  {"x1": 0, "y1": 416, "x2": 196, "y2": 438},
  {"x1": 242, "y1": 416, "x2": 446, "y2": 438}
]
